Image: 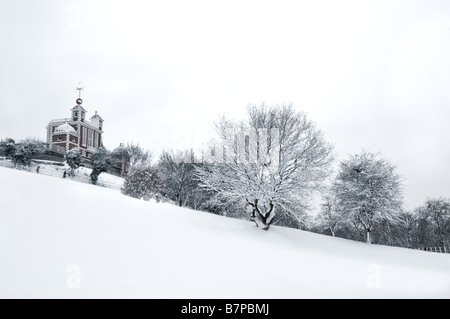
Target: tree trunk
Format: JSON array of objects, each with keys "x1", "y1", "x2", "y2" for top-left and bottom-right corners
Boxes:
[
  {"x1": 176, "y1": 193, "x2": 182, "y2": 207},
  {"x1": 366, "y1": 229, "x2": 372, "y2": 244},
  {"x1": 247, "y1": 199, "x2": 276, "y2": 230},
  {"x1": 438, "y1": 230, "x2": 445, "y2": 248}
]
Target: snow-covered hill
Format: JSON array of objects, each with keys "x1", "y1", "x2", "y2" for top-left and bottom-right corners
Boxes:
[{"x1": 0, "y1": 166, "x2": 449, "y2": 298}]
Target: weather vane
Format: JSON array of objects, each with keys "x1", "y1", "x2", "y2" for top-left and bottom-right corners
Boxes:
[
  {"x1": 76, "y1": 82, "x2": 84, "y2": 98},
  {"x1": 76, "y1": 82, "x2": 84, "y2": 105}
]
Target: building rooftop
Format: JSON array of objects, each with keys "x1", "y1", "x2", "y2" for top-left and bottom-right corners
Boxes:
[{"x1": 54, "y1": 122, "x2": 77, "y2": 134}]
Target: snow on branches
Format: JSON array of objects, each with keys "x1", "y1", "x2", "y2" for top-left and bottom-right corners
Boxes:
[
  {"x1": 332, "y1": 151, "x2": 403, "y2": 243},
  {"x1": 195, "y1": 103, "x2": 335, "y2": 230}
]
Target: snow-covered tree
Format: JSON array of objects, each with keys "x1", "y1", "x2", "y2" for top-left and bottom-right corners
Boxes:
[
  {"x1": 415, "y1": 197, "x2": 450, "y2": 247},
  {"x1": 65, "y1": 148, "x2": 82, "y2": 177},
  {"x1": 11, "y1": 145, "x2": 33, "y2": 167},
  {"x1": 196, "y1": 103, "x2": 335, "y2": 230},
  {"x1": 316, "y1": 194, "x2": 342, "y2": 237},
  {"x1": 111, "y1": 143, "x2": 152, "y2": 176},
  {"x1": 394, "y1": 212, "x2": 418, "y2": 248},
  {"x1": 121, "y1": 164, "x2": 164, "y2": 201},
  {"x1": 10, "y1": 139, "x2": 44, "y2": 167},
  {"x1": 384, "y1": 211, "x2": 418, "y2": 248},
  {"x1": 158, "y1": 149, "x2": 198, "y2": 207},
  {"x1": 332, "y1": 151, "x2": 403, "y2": 244},
  {"x1": 127, "y1": 143, "x2": 152, "y2": 167},
  {"x1": 90, "y1": 148, "x2": 112, "y2": 185},
  {"x1": 0, "y1": 138, "x2": 16, "y2": 158}
]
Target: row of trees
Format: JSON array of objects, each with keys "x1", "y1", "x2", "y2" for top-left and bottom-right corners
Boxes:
[
  {"x1": 314, "y1": 196, "x2": 450, "y2": 248},
  {"x1": 2, "y1": 103, "x2": 448, "y2": 248},
  {"x1": 119, "y1": 104, "x2": 335, "y2": 230},
  {"x1": 114, "y1": 103, "x2": 448, "y2": 248}
]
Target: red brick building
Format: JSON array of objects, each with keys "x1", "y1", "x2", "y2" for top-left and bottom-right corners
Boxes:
[{"x1": 46, "y1": 93, "x2": 104, "y2": 159}]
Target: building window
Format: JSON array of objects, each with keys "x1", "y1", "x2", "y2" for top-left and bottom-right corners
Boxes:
[
  {"x1": 57, "y1": 137, "x2": 63, "y2": 142},
  {"x1": 82, "y1": 127, "x2": 87, "y2": 146},
  {"x1": 88, "y1": 130, "x2": 94, "y2": 147},
  {"x1": 94, "y1": 132, "x2": 98, "y2": 148}
]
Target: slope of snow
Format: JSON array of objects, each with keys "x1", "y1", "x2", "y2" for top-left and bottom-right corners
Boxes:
[{"x1": 0, "y1": 166, "x2": 449, "y2": 298}]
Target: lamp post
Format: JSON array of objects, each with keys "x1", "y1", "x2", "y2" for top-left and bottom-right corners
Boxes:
[{"x1": 120, "y1": 142, "x2": 124, "y2": 178}]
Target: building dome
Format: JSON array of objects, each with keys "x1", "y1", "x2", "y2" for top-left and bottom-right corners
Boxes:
[{"x1": 55, "y1": 122, "x2": 77, "y2": 134}]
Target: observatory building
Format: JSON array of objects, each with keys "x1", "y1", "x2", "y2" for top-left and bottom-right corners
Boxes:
[{"x1": 45, "y1": 86, "x2": 104, "y2": 159}]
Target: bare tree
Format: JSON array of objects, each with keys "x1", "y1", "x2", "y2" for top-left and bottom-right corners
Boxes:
[
  {"x1": 158, "y1": 149, "x2": 198, "y2": 207},
  {"x1": 111, "y1": 142, "x2": 152, "y2": 176},
  {"x1": 332, "y1": 151, "x2": 403, "y2": 244},
  {"x1": 196, "y1": 103, "x2": 335, "y2": 230},
  {"x1": 316, "y1": 193, "x2": 342, "y2": 237},
  {"x1": 393, "y1": 211, "x2": 417, "y2": 248},
  {"x1": 416, "y1": 197, "x2": 450, "y2": 247}
]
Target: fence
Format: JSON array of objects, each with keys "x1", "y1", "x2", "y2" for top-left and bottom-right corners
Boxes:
[
  {"x1": 417, "y1": 247, "x2": 450, "y2": 254},
  {"x1": 0, "y1": 157, "x2": 14, "y2": 169},
  {"x1": 36, "y1": 164, "x2": 123, "y2": 190},
  {"x1": 1, "y1": 157, "x2": 123, "y2": 191}
]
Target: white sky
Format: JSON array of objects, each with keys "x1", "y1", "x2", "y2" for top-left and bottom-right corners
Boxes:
[{"x1": 1, "y1": 0, "x2": 449, "y2": 211}]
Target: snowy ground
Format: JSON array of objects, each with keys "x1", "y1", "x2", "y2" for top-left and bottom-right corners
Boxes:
[{"x1": 0, "y1": 166, "x2": 449, "y2": 298}]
